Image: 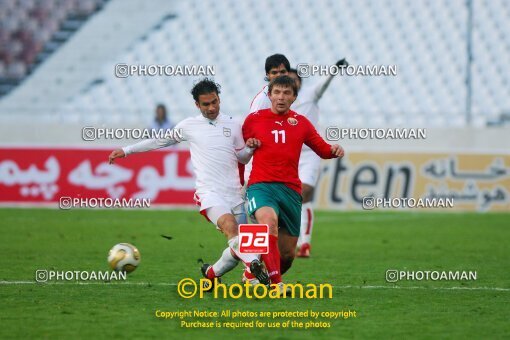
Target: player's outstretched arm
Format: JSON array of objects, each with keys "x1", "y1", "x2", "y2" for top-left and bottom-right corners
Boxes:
[
  {"x1": 235, "y1": 138, "x2": 261, "y2": 164},
  {"x1": 109, "y1": 119, "x2": 189, "y2": 164},
  {"x1": 108, "y1": 122, "x2": 187, "y2": 165},
  {"x1": 314, "y1": 58, "x2": 349, "y2": 101},
  {"x1": 108, "y1": 138, "x2": 179, "y2": 164}
]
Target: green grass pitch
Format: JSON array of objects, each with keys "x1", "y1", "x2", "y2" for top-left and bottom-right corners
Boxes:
[{"x1": 0, "y1": 208, "x2": 509, "y2": 339}]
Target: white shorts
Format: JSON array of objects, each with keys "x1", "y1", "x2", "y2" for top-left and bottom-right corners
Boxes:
[
  {"x1": 194, "y1": 192, "x2": 246, "y2": 228},
  {"x1": 298, "y1": 148, "x2": 321, "y2": 187}
]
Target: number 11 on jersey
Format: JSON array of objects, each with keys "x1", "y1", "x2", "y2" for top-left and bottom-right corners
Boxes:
[{"x1": 271, "y1": 130, "x2": 286, "y2": 143}]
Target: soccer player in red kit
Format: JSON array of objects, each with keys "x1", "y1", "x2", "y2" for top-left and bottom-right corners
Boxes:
[{"x1": 242, "y1": 75, "x2": 344, "y2": 290}]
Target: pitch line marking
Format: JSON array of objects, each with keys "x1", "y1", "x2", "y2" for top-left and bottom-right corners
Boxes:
[{"x1": 0, "y1": 281, "x2": 508, "y2": 291}]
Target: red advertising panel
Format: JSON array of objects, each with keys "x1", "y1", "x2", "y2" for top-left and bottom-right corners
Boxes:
[{"x1": 0, "y1": 147, "x2": 196, "y2": 205}]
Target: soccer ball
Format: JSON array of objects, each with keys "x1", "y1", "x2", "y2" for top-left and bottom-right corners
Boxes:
[{"x1": 108, "y1": 243, "x2": 141, "y2": 273}]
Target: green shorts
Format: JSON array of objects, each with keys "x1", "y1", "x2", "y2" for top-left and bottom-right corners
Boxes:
[{"x1": 246, "y1": 182, "x2": 302, "y2": 237}]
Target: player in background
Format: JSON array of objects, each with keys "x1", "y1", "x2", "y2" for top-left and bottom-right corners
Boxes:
[
  {"x1": 249, "y1": 53, "x2": 291, "y2": 114},
  {"x1": 108, "y1": 79, "x2": 269, "y2": 286},
  {"x1": 243, "y1": 75, "x2": 344, "y2": 290},
  {"x1": 288, "y1": 58, "x2": 349, "y2": 257},
  {"x1": 243, "y1": 54, "x2": 291, "y2": 190}
]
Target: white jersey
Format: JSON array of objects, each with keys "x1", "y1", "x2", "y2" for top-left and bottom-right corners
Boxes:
[
  {"x1": 291, "y1": 75, "x2": 335, "y2": 152},
  {"x1": 244, "y1": 86, "x2": 271, "y2": 183},
  {"x1": 123, "y1": 113, "x2": 245, "y2": 207},
  {"x1": 249, "y1": 85, "x2": 271, "y2": 113},
  {"x1": 291, "y1": 86, "x2": 320, "y2": 128},
  {"x1": 291, "y1": 75, "x2": 335, "y2": 129}
]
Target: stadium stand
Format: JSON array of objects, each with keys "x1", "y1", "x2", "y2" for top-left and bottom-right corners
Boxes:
[
  {"x1": 0, "y1": 0, "x2": 108, "y2": 96},
  {"x1": 0, "y1": 0, "x2": 509, "y2": 129}
]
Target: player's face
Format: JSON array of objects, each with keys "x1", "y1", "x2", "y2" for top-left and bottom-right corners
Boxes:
[
  {"x1": 267, "y1": 64, "x2": 288, "y2": 81},
  {"x1": 288, "y1": 72, "x2": 302, "y2": 91},
  {"x1": 196, "y1": 92, "x2": 220, "y2": 120},
  {"x1": 268, "y1": 85, "x2": 296, "y2": 114}
]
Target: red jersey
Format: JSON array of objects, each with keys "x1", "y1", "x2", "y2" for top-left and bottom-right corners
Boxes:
[{"x1": 242, "y1": 108, "x2": 335, "y2": 194}]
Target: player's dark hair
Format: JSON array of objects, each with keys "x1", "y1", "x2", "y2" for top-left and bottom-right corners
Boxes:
[
  {"x1": 191, "y1": 78, "x2": 221, "y2": 102},
  {"x1": 268, "y1": 75, "x2": 298, "y2": 96},
  {"x1": 265, "y1": 54, "x2": 290, "y2": 74},
  {"x1": 288, "y1": 68, "x2": 302, "y2": 82}
]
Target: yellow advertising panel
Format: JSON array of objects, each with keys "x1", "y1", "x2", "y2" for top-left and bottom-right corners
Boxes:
[{"x1": 316, "y1": 152, "x2": 510, "y2": 211}]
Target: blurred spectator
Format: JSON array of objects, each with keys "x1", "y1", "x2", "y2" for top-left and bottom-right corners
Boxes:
[{"x1": 149, "y1": 104, "x2": 174, "y2": 134}]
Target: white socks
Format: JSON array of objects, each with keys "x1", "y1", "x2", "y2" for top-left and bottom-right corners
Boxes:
[
  {"x1": 228, "y1": 236, "x2": 258, "y2": 266},
  {"x1": 210, "y1": 236, "x2": 262, "y2": 278},
  {"x1": 298, "y1": 202, "x2": 314, "y2": 246},
  {"x1": 212, "y1": 247, "x2": 238, "y2": 276}
]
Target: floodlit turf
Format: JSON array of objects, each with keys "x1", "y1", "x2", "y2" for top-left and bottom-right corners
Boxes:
[{"x1": 0, "y1": 208, "x2": 509, "y2": 339}]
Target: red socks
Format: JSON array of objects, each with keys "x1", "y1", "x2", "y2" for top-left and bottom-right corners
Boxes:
[
  {"x1": 205, "y1": 266, "x2": 216, "y2": 279},
  {"x1": 261, "y1": 235, "x2": 282, "y2": 284},
  {"x1": 243, "y1": 268, "x2": 256, "y2": 280}
]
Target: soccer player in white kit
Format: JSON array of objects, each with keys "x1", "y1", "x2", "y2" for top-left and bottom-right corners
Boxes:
[
  {"x1": 288, "y1": 58, "x2": 349, "y2": 257},
  {"x1": 245, "y1": 54, "x2": 291, "y2": 184},
  {"x1": 108, "y1": 79, "x2": 269, "y2": 286},
  {"x1": 249, "y1": 54, "x2": 291, "y2": 114}
]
